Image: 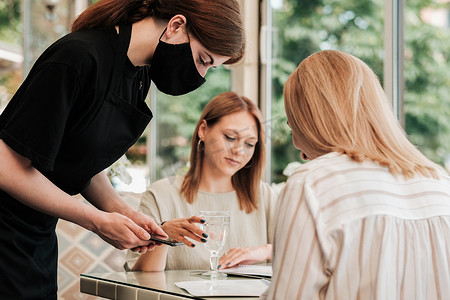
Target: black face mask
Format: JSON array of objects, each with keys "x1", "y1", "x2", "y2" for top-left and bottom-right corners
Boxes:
[{"x1": 149, "y1": 33, "x2": 206, "y2": 96}]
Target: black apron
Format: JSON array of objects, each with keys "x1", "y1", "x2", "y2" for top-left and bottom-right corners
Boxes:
[{"x1": 0, "y1": 24, "x2": 151, "y2": 299}]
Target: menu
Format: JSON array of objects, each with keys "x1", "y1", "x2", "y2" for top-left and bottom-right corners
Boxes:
[
  {"x1": 175, "y1": 279, "x2": 270, "y2": 297},
  {"x1": 219, "y1": 264, "x2": 273, "y2": 278}
]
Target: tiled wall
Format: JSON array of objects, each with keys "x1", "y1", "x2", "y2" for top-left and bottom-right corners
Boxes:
[{"x1": 56, "y1": 192, "x2": 141, "y2": 299}]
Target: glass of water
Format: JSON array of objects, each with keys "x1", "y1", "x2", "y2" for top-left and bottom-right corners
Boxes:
[{"x1": 199, "y1": 211, "x2": 230, "y2": 278}]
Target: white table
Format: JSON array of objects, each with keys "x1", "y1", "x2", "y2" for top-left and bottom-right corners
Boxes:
[{"x1": 80, "y1": 270, "x2": 266, "y2": 299}]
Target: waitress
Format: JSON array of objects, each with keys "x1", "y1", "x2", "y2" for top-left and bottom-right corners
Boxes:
[{"x1": 0, "y1": 0, "x2": 245, "y2": 298}]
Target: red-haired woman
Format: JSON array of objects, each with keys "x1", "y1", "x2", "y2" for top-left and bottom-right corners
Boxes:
[{"x1": 126, "y1": 92, "x2": 278, "y2": 271}]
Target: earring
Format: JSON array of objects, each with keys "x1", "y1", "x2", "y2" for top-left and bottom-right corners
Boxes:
[
  {"x1": 197, "y1": 139, "x2": 204, "y2": 152},
  {"x1": 301, "y1": 152, "x2": 308, "y2": 161}
]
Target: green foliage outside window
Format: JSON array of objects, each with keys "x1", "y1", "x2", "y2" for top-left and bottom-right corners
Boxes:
[
  {"x1": 0, "y1": 0, "x2": 448, "y2": 184},
  {"x1": 270, "y1": 0, "x2": 449, "y2": 183},
  {"x1": 0, "y1": 0, "x2": 22, "y2": 103},
  {"x1": 154, "y1": 67, "x2": 231, "y2": 180},
  {"x1": 0, "y1": 0, "x2": 21, "y2": 43},
  {"x1": 403, "y1": 1, "x2": 450, "y2": 165}
]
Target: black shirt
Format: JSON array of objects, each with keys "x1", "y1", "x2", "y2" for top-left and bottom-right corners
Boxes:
[
  {"x1": 0, "y1": 24, "x2": 152, "y2": 299},
  {"x1": 0, "y1": 25, "x2": 152, "y2": 195}
]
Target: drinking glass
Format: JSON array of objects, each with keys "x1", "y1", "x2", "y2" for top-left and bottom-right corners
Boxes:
[{"x1": 199, "y1": 210, "x2": 230, "y2": 278}]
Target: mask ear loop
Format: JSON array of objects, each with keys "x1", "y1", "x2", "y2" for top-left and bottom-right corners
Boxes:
[
  {"x1": 185, "y1": 26, "x2": 191, "y2": 42},
  {"x1": 159, "y1": 25, "x2": 191, "y2": 43},
  {"x1": 158, "y1": 27, "x2": 167, "y2": 41}
]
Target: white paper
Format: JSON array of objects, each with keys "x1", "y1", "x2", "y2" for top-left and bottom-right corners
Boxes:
[
  {"x1": 219, "y1": 264, "x2": 273, "y2": 277},
  {"x1": 175, "y1": 279, "x2": 270, "y2": 297}
]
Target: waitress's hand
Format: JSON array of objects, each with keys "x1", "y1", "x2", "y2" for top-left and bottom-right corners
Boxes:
[
  {"x1": 93, "y1": 211, "x2": 166, "y2": 254},
  {"x1": 160, "y1": 216, "x2": 207, "y2": 248},
  {"x1": 218, "y1": 244, "x2": 272, "y2": 269},
  {"x1": 126, "y1": 209, "x2": 168, "y2": 254}
]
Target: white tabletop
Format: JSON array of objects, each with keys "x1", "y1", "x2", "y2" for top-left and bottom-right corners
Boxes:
[{"x1": 80, "y1": 270, "x2": 268, "y2": 299}]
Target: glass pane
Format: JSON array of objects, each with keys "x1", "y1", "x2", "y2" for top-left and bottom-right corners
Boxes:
[
  {"x1": 0, "y1": 0, "x2": 22, "y2": 113},
  {"x1": 270, "y1": 0, "x2": 384, "y2": 183},
  {"x1": 23, "y1": 0, "x2": 73, "y2": 73},
  {"x1": 404, "y1": 0, "x2": 450, "y2": 171},
  {"x1": 153, "y1": 66, "x2": 231, "y2": 181},
  {"x1": 1, "y1": 0, "x2": 73, "y2": 112}
]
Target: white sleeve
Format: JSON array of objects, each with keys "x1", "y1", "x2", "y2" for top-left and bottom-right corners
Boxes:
[
  {"x1": 260, "y1": 181, "x2": 281, "y2": 244},
  {"x1": 264, "y1": 177, "x2": 330, "y2": 299}
]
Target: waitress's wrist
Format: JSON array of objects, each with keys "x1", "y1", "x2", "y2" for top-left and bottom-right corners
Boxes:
[
  {"x1": 79, "y1": 204, "x2": 105, "y2": 232},
  {"x1": 115, "y1": 199, "x2": 136, "y2": 218}
]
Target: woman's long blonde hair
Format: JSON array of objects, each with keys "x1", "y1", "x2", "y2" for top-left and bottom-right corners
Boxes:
[
  {"x1": 181, "y1": 92, "x2": 265, "y2": 213},
  {"x1": 284, "y1": 50, "x2": 442, "y2": 179}
]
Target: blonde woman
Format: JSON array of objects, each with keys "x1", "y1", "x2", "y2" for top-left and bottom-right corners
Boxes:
[
  {"x1": 263, "y1": 50, "x2": 450, "y2": 299},
  {"x1": 126, "y1": 92, "x2": 278, "y2": 271}
]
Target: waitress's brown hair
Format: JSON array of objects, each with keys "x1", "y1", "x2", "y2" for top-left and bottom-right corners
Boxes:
[
  {"x1": 71, "y1": 0, "x2": 245, "y2": 64},
  {"x1": 181, "y1": 92, "x2": 265, "y2": 214}
]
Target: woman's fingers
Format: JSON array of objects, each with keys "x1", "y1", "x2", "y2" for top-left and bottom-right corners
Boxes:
[
  {"x1": 178, "y1": 236, "x2": 198, "y2": 248},
  {"x1": 188, "y1": 215, "x2": 206, "y2": 224},
  {"x1": 171, "y1": 227, "x2": 207, "y2": 246},
  {"x1": 218, "y1": 248, "x2": 241, "y2": 268},
  {"x1": 218, "y1": 247, "x2": 261, "y2": 269},
  {"x1": 162, "y1": 217, "x2": 208, "y2": 245},
  {"x1": 183, "y1": 223, "x2": 208, "y2": 240},
  {"x1": 186, "y1": 216, "x2": 208, "y2": 238}
]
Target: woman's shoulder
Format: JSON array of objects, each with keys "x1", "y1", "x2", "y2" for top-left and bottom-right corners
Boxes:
[
  {"x1": 57, "y1": 27, "x2": 114, "y2": 53},
  {"x1": 258, "y1": 180, "x2": 278, "y2": 197},
  {"x1": 288, "y1": 152, "x2": 354, "y2": 181},
  {"x1": 141, "y1": 176, "x2": 185, "y2": 211},
  {"x1": 257, "y1": 180, "x2": 280, "y2": 210},
  {"x1": 36, "y1": 27, "x2": 116, "y2": 73},
  {"x1": 148, "y1": 176, "x2": 184, "y2": 194}
]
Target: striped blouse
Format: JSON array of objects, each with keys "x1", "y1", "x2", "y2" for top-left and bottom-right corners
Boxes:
[{"x1": 261, "y1": 152, "x2": 450, "y2": 300}]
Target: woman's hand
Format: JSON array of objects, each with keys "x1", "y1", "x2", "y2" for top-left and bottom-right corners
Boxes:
[
  {"x1": 160, "y1": 216, "x2": 208, "y2": 248},
  {"x1": 218, "y1": 244, "x2": 272, "y2": 269}
]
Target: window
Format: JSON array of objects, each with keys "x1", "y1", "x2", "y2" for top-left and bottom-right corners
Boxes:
[
  {"x1": 147, "y1": 66, "x2": 232, "y2": 182},
  {"x1": 5, "y1": 0, "x2": 446, "y2": 191},
  {"x1": 266, "y1": 0, "x2": 385, "y2": 183},
  {"x1": 403, "y1": 0, "x2": 450, "y2": 169}
]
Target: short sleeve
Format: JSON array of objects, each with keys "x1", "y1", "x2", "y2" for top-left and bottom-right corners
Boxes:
[
  {"x1": 265, "y1": 174, "x2": 329, "y2": 299},
  {"x1": 0, "y1": 63, "x2": 79, "y2": 171}
]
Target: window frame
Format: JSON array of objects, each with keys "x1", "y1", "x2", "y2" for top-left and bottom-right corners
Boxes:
[{"x1": 148, "y1": 0, "x2": 406, "y2": 184}]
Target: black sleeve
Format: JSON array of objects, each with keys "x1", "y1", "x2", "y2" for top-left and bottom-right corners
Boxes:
[{"x1": 0, "y1": 62, "x2": 80, "y2": 171}]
